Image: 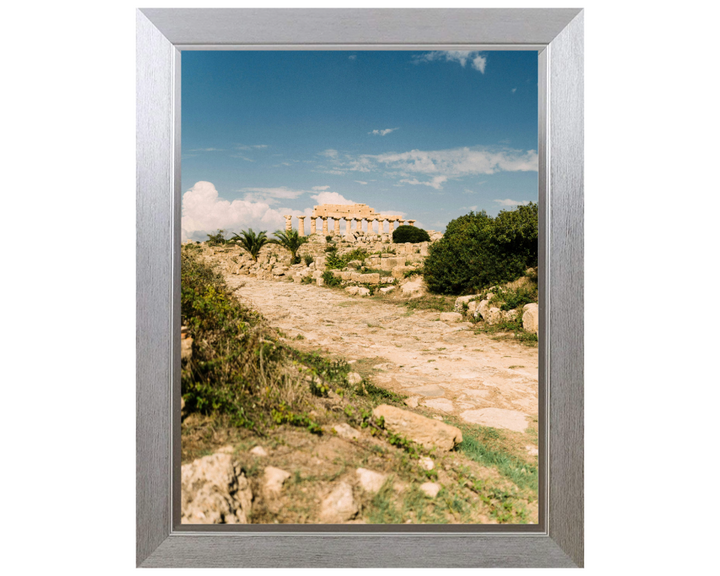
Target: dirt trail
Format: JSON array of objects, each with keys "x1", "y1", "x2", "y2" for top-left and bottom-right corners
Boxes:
[{"x1": 226, "y1": 276, "x2": 538, "y2": 433}]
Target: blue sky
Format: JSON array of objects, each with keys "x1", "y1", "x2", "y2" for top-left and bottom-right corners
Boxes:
[{"x1": 181, "y1": 50, "x2": 538, "y2": 241}]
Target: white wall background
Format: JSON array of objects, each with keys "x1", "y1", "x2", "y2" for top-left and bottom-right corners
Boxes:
[{"x1": 2, "y1": 1, "x2": 717, "y2": 574}]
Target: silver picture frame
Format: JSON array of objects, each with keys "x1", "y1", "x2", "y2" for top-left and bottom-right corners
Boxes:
[{"x1": 137, "y1": 8, "x2": 583, "y2": 568}]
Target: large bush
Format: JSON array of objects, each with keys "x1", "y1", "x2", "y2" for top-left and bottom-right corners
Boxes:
[
  {"x1": 392, "y1": 225, "x2": 430, "y2": 244},
  {"x1": 422, "y1": 203, "x2": 538, "y2": 295}
]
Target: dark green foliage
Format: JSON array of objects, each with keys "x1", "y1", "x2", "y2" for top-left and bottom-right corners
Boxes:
[
  {"x1": 325, "y1": 235, "x2": 333, "y2": 242},
  {"x1": 392, "y1": 225, "x2": 430, "y2": 244},
  {"x1": 271, "y1": 229, "x2": 309, "y2": 264},
  {"x1": 229, "y1": 228, "x2": 270, "y2": 262},
  {"x1": 423, "y1": 204, "x2": 538, "y2": 295},
  {"x1": 490, "y1": 286, "x2": 537, "y2": 311},
  {"x1": 321, "y1": 270, "x2": 342, "y2": 287},
  {"x1": 303, "y1": 255, "x2": 314, "y2": 266},
  {"x1": 206, "y1": 229, "x2": 227, "y2": 246}
]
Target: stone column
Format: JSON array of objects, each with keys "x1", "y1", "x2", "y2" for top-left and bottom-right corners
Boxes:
[
  {"x1": 334, "y1": 218, "x2": 340, "y2": 235},
  {"x1": 407, "y1": 220, "x2": 416, "y2": 226},
  {"x1": 297, "y1": 216, "x2": 306, "y2": 237},
  {"x1": 321, "y1": 216, "x2": 329, "y2": 235},
  {"x1": 356, "y1": 217, "x2": 363, "y2": 232},
  {"x1": 284, "y1": 215, "x2": 292, "y2": 231},
  {"x1": 345, "y1": 218, "x2": 352, "y2": 235},
  {"x1": 378, "y1": 218, "x2": 386, "y2": 233},
  {"x1": 388, "y1": 219, "x2": 395, "y2": 233},
  {"x1": 398, "y1": 218, "x2": 405, "y2": 227},
  {"x1": 310, "y1": 217, "x2": 316, "y2": 235},
  {"x1": 369, "y1": 217, "x2": 377, "y2": 233}
]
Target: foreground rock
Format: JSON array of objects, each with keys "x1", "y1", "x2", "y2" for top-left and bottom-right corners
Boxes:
[
  {"x1": 522, "y1": 303, "x2": 539, "y2": 334},
  {"x1": 373, "y1": 404, "x2": 463, "y2": 452},
  {"x1": 319, "y1": 481, "x2": 358, "y2": 523},
  {"x1": 356, "y1": 468, "x2": 387, "y2": 493},
  {"x1": 181, "y1": 452, "x2": 252, "y2": 524}
]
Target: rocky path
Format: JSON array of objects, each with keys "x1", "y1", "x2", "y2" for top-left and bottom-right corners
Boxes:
[{"x1": 226, "y1": 276, "x2": 539, "y2": 434}]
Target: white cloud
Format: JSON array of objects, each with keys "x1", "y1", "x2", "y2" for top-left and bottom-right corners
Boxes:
[
  {"x1": 414, "y1": 51, "x2": 487, "y2": 73},
  {"x1": 494, "y1": 198, "x2": 531, "y2": 207},
  {"x1": 313, "y1": 145, "x2": 536, "y2": 189},
  {"x1": 235, "y1": 144, "x2": 268, "y2": 150},
  {"x1": 369, "y1": 128, "x2": 398, "y2": 136},
  {"x1": 312, "y1": 185, "x2": 330, "y2": 191},
  {"x1": 348, "y1": 55, "x2": 357, "y2": 60},
  {"x1": 318, "y1": 149, "x2": 339, "y2": 158},
  {"x1": 187, "y1": 147, "x2": 224, "y2": 152},
  {"x1": 511, "y1": 87, "x2": 517, "y2": 94},
  {"x1": 181, "y1": 181, "x2": 290, "y2": 242},
  {"x1": 355, "y1": 181, "x2": 368, "y2": 185},
  {"x1": 239, "y1": 186, "x2": 307, "y2": 204},
  {"x1": 398, "y1": 176, "x2": 448, "y2": 190},
  {"x1": 310, "y1": 191, "x2": 356, "y2": 205}
]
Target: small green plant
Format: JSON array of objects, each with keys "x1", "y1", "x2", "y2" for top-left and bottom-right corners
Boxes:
[
  {"x1": 325, "y1": 235, "x2": 333, "y2": 242},
  {"x1": 322, "y1": 270, "x2": 342, "y2": 287},
  {"x1": 303, "y1": 255, "x2": 314, "y2": 266}
]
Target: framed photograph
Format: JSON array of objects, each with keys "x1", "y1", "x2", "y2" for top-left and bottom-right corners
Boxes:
[{"x1": 137, "y1": 8, "x2": 583, "y2": 568}]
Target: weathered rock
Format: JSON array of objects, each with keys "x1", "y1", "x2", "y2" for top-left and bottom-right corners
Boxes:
[
  {"x1": 379, "y1": 286, "x2": 395, "y2": 294},
  {"x1": 459, "y1": 408, "x2": 529, "y2": 432},
  {"x1": 250, "y1": 446, "x2": 268, "y2": 457},
  {"x1": 418, "y1": 457, "x2": 434, "y2": 471},
  {"x1": 263, "y1": 466, "x2": 291, "y2": 498},
  {"x1": 332, "y1": 423, "x2": 361, "y2": 440},
  {"x1": 453, "y1": 295, "x2": 478, "y2": 312},
  {"x1": 319, "y1": 482, "x2": 358, "y2": 523},
  {"x1": 404, "y1": 396, "x2": 419, "y2": 408},
  {"x1": 392, "y1": 266, "x2": 412, "y2": 280},
  {"x1": 316, "y1": 277, "x2": 324, "y2": 287},
  {"x1": 372, "y1": 404, "x2": 463, "y2": 451},
  {"x1": 401, "y1": 280, "x2": 423, "y2": 296},
  {"x1": 359, "y1": 273, "x2": 380, "y2": 284},
  {"x1": 347, "y1": 260, "x2": 362, "y2": 269},
  {"x1": 439, "y1": 312, "x2": 463, "y2": 323},
  {"x1": 181, "y1": 452, "x2": 252, "y2": 524},
  {"x1": 522, "y1": 303, "x2": 539, "y2": 334},
  {"x1": 420, "y1": 482, "x2": 441, "y2": 498},
  {"x1": 356, "y1": 468, "x2": 387, "y2": 493},
  {"x1": 347, "y1": 372, "x2": 363, "y2": 385},
  {"x1": 356, "y1": 287, "x2": 370, "y2": 296},
  {"x1": 345, "y1": 286, "x2": 359, "y2": 295}
]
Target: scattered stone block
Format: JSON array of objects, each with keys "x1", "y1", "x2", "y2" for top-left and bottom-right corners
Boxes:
[
  {"x1": 372, "y1": 404, "x2": 463, "y2": 451},
  {"x1": 319, "y1": 482, "x2": 358, "y2": 523},
  {"x1": 418, "y1": 457, "x2": 434, "y2": 471},
  {"x1": 250, "y1": 446, "x2": 268, "y2": 457},
  {"x1": 263, "y1": 466, "x2": 291, "y2": 498},
  {"x1": 379, "y1": 286, "x2": 395, "y2": 294},
  {"x1": 522, "y1": 303, "x2": 539, "y2": 334},
  {"x1": 356, "y1": 468, "x2": 387, "y2": 493},
  {"x1": 181, "y1": 452, "x2": 252, "y2": 524},
  {"x1": 420, "y1": 482, "x2": 441, "y2": 498}
]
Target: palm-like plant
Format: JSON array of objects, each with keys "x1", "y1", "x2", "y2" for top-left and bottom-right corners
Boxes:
[
  {"x1": 271, "y1": 229, "x2": 309, "y2": 264},
  {"x1": 230, "y1": 228, "x2": 269, "y2": 262}
]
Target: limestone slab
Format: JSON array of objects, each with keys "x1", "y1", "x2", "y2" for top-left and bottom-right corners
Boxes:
[{"x1": 459, "y1": 408, "x2": 530, "y2": 432}]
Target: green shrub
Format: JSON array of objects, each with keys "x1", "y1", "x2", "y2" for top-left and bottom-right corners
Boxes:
[
  {"x1": 303, "y1": 255, "x2": 314, "y2": 266},
  {"x1": 322, "y1": 270, "x2": 342, "y2": 287},
  {"x1": 392, "y1": 225, "x2": 430, "y2": 244},
  {"x1": 324, "y1": 246, "x2": 370, "y2": 270},
  {"x1": 206, "y1": 229, "x2": 227, "y2": 246},
  {"x1": 325, "y1": 235, "x2": 333, "y2": 242},
  {"x1": 423, "y1": 203, "x2": 538, "y2": 295}
]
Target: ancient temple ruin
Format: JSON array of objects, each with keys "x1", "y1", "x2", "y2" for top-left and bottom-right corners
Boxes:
[{"x1": 284, "y1": 203, "x2": 415, "y2": 237}]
